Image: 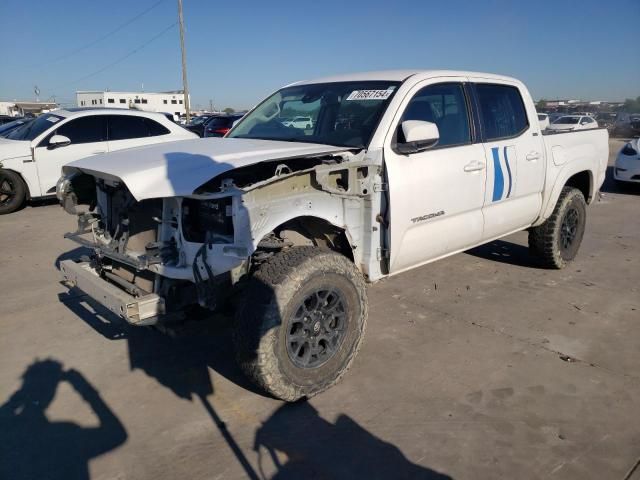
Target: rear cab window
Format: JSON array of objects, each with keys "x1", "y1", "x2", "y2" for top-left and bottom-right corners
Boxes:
[{"x1": 475, "y1": 83, "x2": 529, "y2": 141}]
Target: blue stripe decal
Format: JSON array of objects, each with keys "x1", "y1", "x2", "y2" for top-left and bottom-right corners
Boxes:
[
  {"x1": 503, "y1": 146, "x2": 512, "y2": 198},
  {"x1": 491, "y1": 147, "x2": 504, "y2": 202}
]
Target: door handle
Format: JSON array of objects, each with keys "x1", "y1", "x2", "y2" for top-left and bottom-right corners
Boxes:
[
  {"x1": 464, "y1": 161, "x2": 486, "y2": 172},
  {"x1": 91, "y1": 150, "x2": 107, "y2": 154},
  {"x1": 526, "y1": 151, "x2": 541, "y2": 161}
]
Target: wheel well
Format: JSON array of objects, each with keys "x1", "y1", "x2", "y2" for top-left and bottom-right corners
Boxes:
[
  {"x1": 263, "y1": 216, "x2": 354, "y2": 262},
  {"x1": 564, "y1": 170, "x2": 592, "y2": 202}
]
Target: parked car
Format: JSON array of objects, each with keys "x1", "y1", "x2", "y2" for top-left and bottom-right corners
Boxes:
[
  {"x1": 184, "y1": 115, "x2": 213, "y2": 137},
  {"x1": 612, "y1": 113, "x2": 640, "y2": 138},
  {"x1": 537, "y1": 113, "x2": 550, "y2": 130},
  {"x1": 614, "y1": 138, "x2": 640, "y2": 184},
  {"x1": 548, "y1": 112, "x2": 564, "y2": 124},
  {"x1": 0, "y1": 118, "x2": 30, "y2": 137},
  {"x1": 596, "y1": 112, "x2": 616, "y2": 130},
  {"x1": 203, "y1": 114, "x2": 245, "y2": 137},
  {"x1": 0, "y1": 115, "x2": 20, "y2": 126},
  {"x1": 282, "y1": 116, "x2": 313, "y2": 129},
  {"x1": 547, "y1": 115, "x2": 599, "y2": 132},
  {"x1": 57, "y1": 70, "x2": 608, "y2": 401},
  {"x1": 0, "y1": 108, "x2": 197, "y2": 214}
]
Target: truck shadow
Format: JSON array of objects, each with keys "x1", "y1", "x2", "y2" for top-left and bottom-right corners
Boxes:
[
  {"x1": 0, "y1": 359, "x2": 127, "y2": 480},
  {"x1": 465, "y1": 239, "x2": 542, "y2": 268},
  {"x1": 56, "y1": 289, "x2": 261, "y2": 397}
]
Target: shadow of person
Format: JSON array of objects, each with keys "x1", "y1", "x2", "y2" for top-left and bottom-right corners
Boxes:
[
  {"x1": 254, "y1": 401, "x2": 452, "y2": 480},
  {"x1": 0, "y1": 360, "x2": 127, "y2": 480}
]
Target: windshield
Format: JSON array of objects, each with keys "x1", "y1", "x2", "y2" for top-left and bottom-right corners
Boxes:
[
  {"x1": 5, "y1": 113, "x2": 63, "y2": 141},
  {"x1": 554, "y1": 116, "x2": 579, "y2": 124},
  {"x1": 228, "y1": 81, "x2": 401, "y2": 148},
  {"x1": 189, "y1": 116, "x2": 210, "y2": 125},
  {"x1": 0, "y1": 119, "x2": 32, "y2": 136}
]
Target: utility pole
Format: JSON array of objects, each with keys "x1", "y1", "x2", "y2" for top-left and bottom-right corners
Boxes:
[
  {"x1": 177, "y1": 0, "x2": 190, "y2": 122},
  {"x1": 209, "y1": 99, "x2": 213, "y2": 113}
]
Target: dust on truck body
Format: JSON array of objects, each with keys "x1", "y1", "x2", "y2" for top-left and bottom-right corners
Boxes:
[{"x1": 57, "y1": 70, "x2": 609, "y2": 401}]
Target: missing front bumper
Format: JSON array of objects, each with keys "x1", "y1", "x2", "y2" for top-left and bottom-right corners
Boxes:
[{"x1": 59, "y1": 259, "x2": 165, "y2": 326}]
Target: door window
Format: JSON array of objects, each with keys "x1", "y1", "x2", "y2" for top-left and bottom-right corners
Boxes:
[
  {"x1": 108, "y1": 115, "x2": 169, "y2": 140},
  {"x1": 400, "y1": 83, "x2": 471, "y2": 147},
  {"x1": 53, "y1": 116, "x2": 108, "y2": 144},
  {"x1": 475, "y1": 84, "x2": 529, "y2": 141}
]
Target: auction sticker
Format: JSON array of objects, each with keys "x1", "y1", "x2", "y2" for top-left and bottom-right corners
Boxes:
[{"x1": 346, "y1": 89, "x2": 394, "y2": 101}]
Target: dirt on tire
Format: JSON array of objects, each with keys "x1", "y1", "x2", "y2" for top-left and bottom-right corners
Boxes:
[
  {"x1": 233, "y1": 246, "x2": 368, "y2": 401},
  {"x1": 528, "y1": 186, "x2": 587, "y2": 269}
]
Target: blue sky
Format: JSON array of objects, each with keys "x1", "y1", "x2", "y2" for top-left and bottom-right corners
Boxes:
[{"x1": 1, "y1": 0, "x2": 638, "y2": 109}]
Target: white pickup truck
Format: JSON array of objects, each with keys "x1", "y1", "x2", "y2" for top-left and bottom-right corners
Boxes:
[{"x1": 57, "y1": 70, "x2": 609, "y2": 401}]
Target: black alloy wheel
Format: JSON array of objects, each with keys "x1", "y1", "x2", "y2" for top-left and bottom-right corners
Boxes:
[{"x1": 286, "y1": 288, "x2": 347, "y2": 369}]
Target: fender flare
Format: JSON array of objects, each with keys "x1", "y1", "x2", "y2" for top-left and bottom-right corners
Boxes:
[{"x1": 538, "y1": 164, "x2": 594, "y2": 224}]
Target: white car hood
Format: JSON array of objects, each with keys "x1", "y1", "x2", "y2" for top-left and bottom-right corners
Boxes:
[
  {"x1": 65, "y1": 137, "x2": 349, "y2": 200},
  {"x1": 0, "y1": 138, "x2": 32, "y2": 161}
]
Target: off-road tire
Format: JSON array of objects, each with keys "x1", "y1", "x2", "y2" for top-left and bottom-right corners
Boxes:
[
  {"x1": 0, "y1": 169, "x2": 27, "y2": 215},
  {"x1": 233, "y1": 246, "x2": 368, "y2": 401},
  {"x1": 528, "y1": 186, "x2": 586, "y2": 269}
]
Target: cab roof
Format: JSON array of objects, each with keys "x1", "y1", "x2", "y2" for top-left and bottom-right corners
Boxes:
[{"x1": 291, "y1": 69, "x2": 520, "y2": 86}]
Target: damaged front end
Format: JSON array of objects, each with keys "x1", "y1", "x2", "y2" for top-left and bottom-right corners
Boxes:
[{"x1": 58, "y1": 147, "x2": 385, "y2": 326}]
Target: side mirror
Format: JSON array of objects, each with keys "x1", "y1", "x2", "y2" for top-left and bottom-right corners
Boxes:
[
  {"x1": 396, "y1": 120, "x2": 439, "y2": 154},
  {"x1": 49, "y1": 134, "x2": 71, "y2": 148}
]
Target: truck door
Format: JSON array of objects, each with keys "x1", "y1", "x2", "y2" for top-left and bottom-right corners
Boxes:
[
  {"x1": 33, "y1": 116, "x2": 108, "y2": 195},
  {"x1": 384, "y1": 80, "x2": 486, "y2": 274},
  {"x1": 472, "y1": 81, "x2": 545, "y2": 239}
]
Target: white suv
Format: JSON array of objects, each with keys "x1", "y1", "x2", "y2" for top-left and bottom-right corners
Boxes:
[
  {"x1": 0, "y1": 108, "x2": 196, "y2": 214},
  {"x1": 283, "y1": 116, "x2": 313, "y2": 129},
  {"x1": 547, "y1": 115, "x2": 598, "y2": 132}
]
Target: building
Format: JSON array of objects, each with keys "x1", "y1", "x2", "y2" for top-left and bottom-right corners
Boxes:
[
  {"x1": 75, "y1": 90, "x2": 190, "y2": 117},
  {"x1": 0, "y1": 100, "x2": 58, "y2": 117}
]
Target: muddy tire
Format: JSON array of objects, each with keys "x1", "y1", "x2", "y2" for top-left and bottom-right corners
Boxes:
[
  {"x1": 0, "y1": 169, "x2": 27, "y2": 215},
  {"x1": 233, "y1": 246, "x2": 367, "y2": 401},
  {"x1": 528, "y1": 186, "x2": 587, "y2": 269}
]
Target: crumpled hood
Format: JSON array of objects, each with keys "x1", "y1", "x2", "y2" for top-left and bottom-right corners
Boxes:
[
  {"x1": 64, "y1": 137, "x2": 348, "y2": 200},
  {"x1": 0, "y1": 138, "x2": 32, "y2": 162}
]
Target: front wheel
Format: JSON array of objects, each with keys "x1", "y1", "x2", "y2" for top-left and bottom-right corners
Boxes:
[
  {"x1": 0, "y1": 169, "x2": 27, "y2": 215},
  {"x1": 528, "y1": 186, "x2": 587, "y2": 269},
  {"x1": 233, "y1": 247, "x2": 367, "y2": 401}
]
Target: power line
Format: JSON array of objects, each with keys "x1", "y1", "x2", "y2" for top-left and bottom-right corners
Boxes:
[
  {"x1": 47, "y1": 21, "x2": 177, "y2": 94},
  {"x1": 41, "y1": 0, "x2": 166, "y2": 67}
]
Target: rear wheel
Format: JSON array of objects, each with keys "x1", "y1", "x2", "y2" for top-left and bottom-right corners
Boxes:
[
  {"x1": 233, "y1": 247, "x2": 367, "y2": 401},
  {"x1": 0, "y1": 169, "x2": 27, "y2": 215},
  {"x1": 528, "y1": 186, "x2": 587, "y2": 268}
]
